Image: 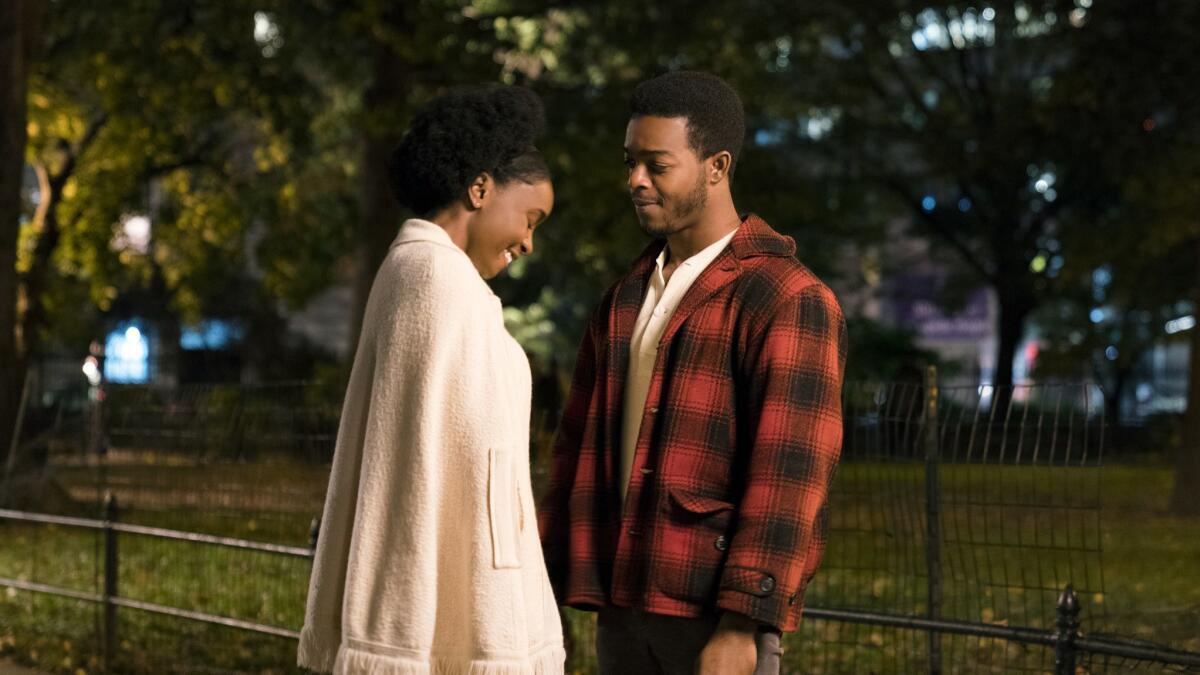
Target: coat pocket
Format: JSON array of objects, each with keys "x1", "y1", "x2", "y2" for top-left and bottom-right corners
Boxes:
[
  {"x1": 654, "y1": 486, "x2": 735, "y2": 602},
  {"x1": 488, "y1": 447, "x2": 522, "y2": 569}
]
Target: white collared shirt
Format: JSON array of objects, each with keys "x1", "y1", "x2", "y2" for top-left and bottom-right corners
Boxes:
[{"x1": 619, "y1": 227, "x2": 739, "y2": 506}]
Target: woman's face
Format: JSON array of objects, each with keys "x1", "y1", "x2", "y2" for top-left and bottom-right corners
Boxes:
[{"x1": 465, "y1": 177, "x2": 554, "y2": 279}]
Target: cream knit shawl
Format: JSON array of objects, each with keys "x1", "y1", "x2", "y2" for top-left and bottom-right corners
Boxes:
[{"x1": 298, "y1": 219, "x2": 564, "y2": 674}]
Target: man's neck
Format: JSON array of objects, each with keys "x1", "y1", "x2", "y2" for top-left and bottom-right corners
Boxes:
[{"x1": 664, "y1": 200, "x2": 741, "y2": 264}]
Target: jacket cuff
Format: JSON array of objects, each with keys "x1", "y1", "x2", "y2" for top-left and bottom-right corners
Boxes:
[{"x1": 715, "y1": 565, "x2": 801, "y2": 632}]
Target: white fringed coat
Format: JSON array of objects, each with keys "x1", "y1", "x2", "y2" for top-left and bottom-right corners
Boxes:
[{"x1": 298, "y1": 219, "x2": 565, "y2": 674}]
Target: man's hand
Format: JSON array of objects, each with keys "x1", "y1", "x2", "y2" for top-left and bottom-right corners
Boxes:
[{"x1": 695, "y1": 612, "x2": 758, "y2": 675}]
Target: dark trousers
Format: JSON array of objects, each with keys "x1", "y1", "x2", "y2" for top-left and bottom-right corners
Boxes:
[{"x1": 596, "y1": 606, "x2": 783, "y2": 675}]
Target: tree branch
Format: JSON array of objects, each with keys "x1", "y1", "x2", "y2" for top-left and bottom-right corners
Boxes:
[
  {"x1": 47, "y1": 111, "x2": 108, "y2": 195},
  {"x1": 30, "y1": 161, "x2": 50, "y2": 232},
  {"x1": 465, "y1": 0, "x2": 613, "y2": 23},
  {"x1": 901, "y1": 11, "x2": 976, "y2": 114},
  {"x1": 877, "y1": 176, "x2": 996, "y2": 284}
]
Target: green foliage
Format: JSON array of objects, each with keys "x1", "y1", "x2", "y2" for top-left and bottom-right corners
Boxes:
[
  {"x1": 485, "y1": 3, "x2": 879, "y2": 371},
  {"x1": 11, "y1": 0, "x2": 1200, "y2": 392},
  {"x1": 21, "y1": 1, "x2": 328, "y2": 351},
  {"x1": 844, "y1": 316, "x2": 940, "y2": 383},
  {"x1": 1035, "y1": 42, "x2": 1200, "y2": 407}
]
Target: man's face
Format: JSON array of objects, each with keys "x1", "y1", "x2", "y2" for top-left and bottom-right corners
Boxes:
[{"x1": 624, "y1": 116, "x2": 708, "y2": 237}]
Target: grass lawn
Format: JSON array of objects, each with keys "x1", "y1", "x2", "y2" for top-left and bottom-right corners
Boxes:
[{"x1": 2, "y1": 461, "x2": 1197, "y2": 674}]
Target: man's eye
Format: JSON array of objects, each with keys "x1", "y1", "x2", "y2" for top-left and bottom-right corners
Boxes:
[
  {"x1": 650, "y1": 164, "x2": 669, "y2": 173},
  {"x1": 623, "y1": 158, "x2": 635, "y2": 169}
]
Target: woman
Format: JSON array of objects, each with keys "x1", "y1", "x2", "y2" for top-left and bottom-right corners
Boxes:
[{"x1": 298, "y1": 85, "x2": 564, "y2": 674}]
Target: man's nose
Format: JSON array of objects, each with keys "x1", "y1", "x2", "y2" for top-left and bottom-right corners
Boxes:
[
  {"x1": 520, "y1": 233, "x2": 533, "y2": 255},
  {"x1": 628, "y1": 165, "x2": 650, "y2": 192}
]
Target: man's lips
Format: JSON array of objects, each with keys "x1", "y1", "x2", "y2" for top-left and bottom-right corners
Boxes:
[{"x1": 631, "y1": 189, "x2": 660, "y2": 207}]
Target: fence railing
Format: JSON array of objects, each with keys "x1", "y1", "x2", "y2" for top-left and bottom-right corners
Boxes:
[
  {"x1": 0, "y1": 494, "x2": 316, "y2": 672},
  {"x1": 4, "y1": 503, "x2": 1198, "y2": 673},
  {"x1": 804, "y1": 597, "x2": 1200, "y2": 671}
]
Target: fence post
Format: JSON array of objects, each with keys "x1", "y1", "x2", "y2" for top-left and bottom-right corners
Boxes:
[
  {"x1": 1055, "y1": 584, "x2": 1081, "y2": 675},
  {"x1": 923, "y1": 364, "x2": 943, "y2": 675},
  {"x1": 309, "y1": 516, "x2": 321, "y2": 550},
  {"x1": 1, "y1": 367, "x2": 34, "y2": 501},
  {"x1": 102, "y1": 491, "x2": 119, "y2": 673}
]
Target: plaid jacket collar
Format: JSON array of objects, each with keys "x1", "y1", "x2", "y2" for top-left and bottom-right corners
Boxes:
[
  {"x1": 600, "y1": 214, "x2": 796, "y2": 484},
  {"x1": 612, "y1": 213, "x2": 796, "y2": 346}
]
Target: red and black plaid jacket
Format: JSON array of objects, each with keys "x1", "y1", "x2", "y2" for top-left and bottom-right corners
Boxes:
[{"x1": 538, "y1": 214, "x2": 847, "y2": 632}]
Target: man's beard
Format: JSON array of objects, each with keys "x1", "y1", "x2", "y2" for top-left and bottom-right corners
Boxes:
[{"x1": 637, "y1": 173, "x2": 707, "y2": 237}]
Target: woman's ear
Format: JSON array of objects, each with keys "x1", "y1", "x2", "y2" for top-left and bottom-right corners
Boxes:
[{"x1": 467, "y1": 172, "x2": 494, "y2": 210}]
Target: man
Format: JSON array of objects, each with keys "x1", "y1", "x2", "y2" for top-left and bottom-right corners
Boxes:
[{"x1": 538, "y1": 70, "x2": 847, "y2": 675}]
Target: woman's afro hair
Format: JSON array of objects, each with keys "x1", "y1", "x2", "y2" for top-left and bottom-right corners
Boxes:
[{"x1": 388, "y1": 85, "x2": 547, "y2": 216}]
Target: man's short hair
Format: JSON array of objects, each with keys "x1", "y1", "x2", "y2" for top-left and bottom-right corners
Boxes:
[{"x1": 629, "y1": 71, "x2": 745, "y2": 175}]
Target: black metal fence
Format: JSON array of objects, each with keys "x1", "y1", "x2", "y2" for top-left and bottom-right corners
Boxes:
[
  {"x1": 1, "y1": 371, "x2": 1198, "y2": 673},
  {"x1": 1, "y1": 376, "x2": 331, "y2": 673},
  {"x1": 0, "y1": 496, "x2": 314, "y2": 669}
]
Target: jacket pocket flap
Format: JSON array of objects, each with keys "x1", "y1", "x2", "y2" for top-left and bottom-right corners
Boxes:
[{"x1": 667, "y1": 486, "x2": 735, "y2": 515}]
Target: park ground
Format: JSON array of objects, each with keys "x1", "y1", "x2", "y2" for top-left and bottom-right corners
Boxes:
[{"x1": 0, "y1": 461, "x2": 1197, "y2": 673}]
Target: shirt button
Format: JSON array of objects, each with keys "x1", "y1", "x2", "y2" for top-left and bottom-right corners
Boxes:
[
  {"x1": 714, "y1": 535, "x2": 728, "y2": 552},
  {"x1": 648, "y1": 407, "x2": 658, "y2": 413},
  {"x1": 640, "y1": 468, "x2": 654, "y2": 475},
  {"x1": 759, "y1": 576, "x2": 776, "y2": 593},
  {"x1": 628, "y1": 528, "x2": 641, "y2": 536}
]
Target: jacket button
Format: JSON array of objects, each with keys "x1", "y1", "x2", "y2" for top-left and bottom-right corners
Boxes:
[
  {"x1": 714, "y1": 535, "x2": 727, "y2": 551},
  {"x1": 788, "y1": 591, "x2": 798, "y2": 606},
  {"x1": 759, "y1": 576, "x2": 775, "y2": 593}
]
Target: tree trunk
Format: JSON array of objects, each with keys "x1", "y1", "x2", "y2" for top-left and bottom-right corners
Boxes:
[
  {"x1": 0, "y1": 0, "x2": 34, "y2": 467},
  {"x1": 1105, "y1": 365, "x2": 1130, "y2": 429},
  {"x1": 992, "y1": 289, "x2": 1031, "y2": 413},
  {"x1": 18, "y1": 185, "x2": 60, "y2": 363},
  {"x1": 347, "y1": 40, "x2": 407, "y2": 357},
  {"x1": 1169, "y1": 238, "x2": 1200, "y2": 515}
]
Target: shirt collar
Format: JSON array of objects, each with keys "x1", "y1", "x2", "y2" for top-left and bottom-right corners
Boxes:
[{"x1": 655, "y1": 226, "x2": 740, "y2": 275}]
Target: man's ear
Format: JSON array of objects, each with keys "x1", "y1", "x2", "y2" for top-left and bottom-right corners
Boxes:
[
  {"x1": 467, "y1": 172, "x2": 495, "y2": 209},
  {"x1": 707, "y1": 152, "x2": 733, "y2": 184}
]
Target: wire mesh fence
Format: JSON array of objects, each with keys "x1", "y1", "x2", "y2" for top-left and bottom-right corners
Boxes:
[
  {"x1": 2, "y1": 376, "x2": 333, "y2": 673},
  {"x1": 5, "y1": 376, "x2": 337, "y2": 542},
  {"x1": 2, "y1": 372, "x2": 1198, "y2": 673}
]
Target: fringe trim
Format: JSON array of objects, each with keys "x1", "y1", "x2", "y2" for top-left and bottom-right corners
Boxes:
[
  {"x1": 330, "y1": 642, "x2": 566, "y2": 675},
  {"x1": 297, "y1": 627, "x2": 340, "y2": 673}
]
